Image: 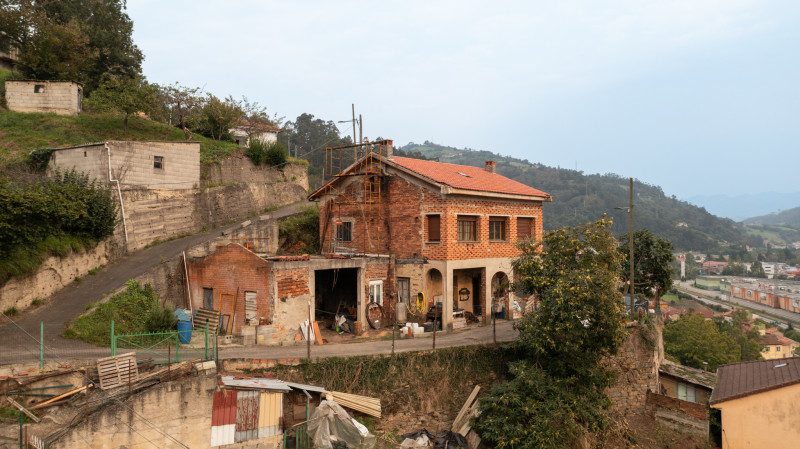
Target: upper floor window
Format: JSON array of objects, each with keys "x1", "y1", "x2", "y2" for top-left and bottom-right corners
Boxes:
[
  {"x1": 489, "y1": 217, "x2": 506, "y2": 241},
  {"x1": 427, "y1": 215, "x2": 441, "y2": 242},
  {"x1": 517, "y1": 217, "x2": 534, "y2": 240},
  {"x1": 457, "y1": 216, "x2": 478, "y2": 242},
  {"x1": 336, "y1": 221, "x2": 353, "y2": 242},
  {"x1": 154, "y1": 156, "x2": 164, "y2": 169}
]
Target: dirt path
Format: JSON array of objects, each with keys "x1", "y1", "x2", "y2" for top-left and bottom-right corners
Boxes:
[{"x1": 0, "y1": 202, "x2": 309, "y2": 365}]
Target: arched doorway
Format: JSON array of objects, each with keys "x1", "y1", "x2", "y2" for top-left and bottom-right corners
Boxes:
[{"x1": 491, "y1": 272, "x2": 510, "y2": 320}]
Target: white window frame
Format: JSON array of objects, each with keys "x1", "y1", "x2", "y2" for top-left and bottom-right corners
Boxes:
[
  {"x1": 677, "y1": 382, "x2": 697, "y2": 403},
  {"x1": 369, "y1": 280, "x2": 384, "y2": 306}
]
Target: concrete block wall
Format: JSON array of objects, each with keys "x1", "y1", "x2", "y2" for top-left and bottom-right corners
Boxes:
[
  {"x1": 123, "y1": 187, "x2": 197, "y2": 251},
  {"x1": 111, "y1": 141, "x2": 200, "y2": 189},
  {"x1": 5, "y1": 80, "x2": 82, "y2": 115},
  {"x1": 48, "y1": 144, "x2": 107, "y2": 182}
]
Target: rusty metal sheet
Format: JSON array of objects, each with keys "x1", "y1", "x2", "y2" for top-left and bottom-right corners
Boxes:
[
  {"x1": 235, "y1": 390, "x2": 259, "y2": 442},
  {"x1": 211, "y1": 390, "x2": 237, "y2": 447}
]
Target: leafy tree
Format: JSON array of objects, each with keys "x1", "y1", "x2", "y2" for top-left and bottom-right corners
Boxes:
[
  {"x1": 237, "y1": 96, "x2": 284, "y2": 140},
  {"x1": 197, "y1": 95, "x2": 243, "y2": 141},
  {"x1": 663, "y1": 314, "x2": 740, "y2": 371},
  {"x1": 750, "y1": 260, "x2": 767, "y2": 278},
  {"x1": 285, "y1": 113, "x2": 351, "y2": 188},
  {"x1": 156, "y1": 83, "x2": 205, "y2": 140},
  {"x1": 618, "y1": 229, "x2": 674, "y2": 316},
  {"x1": 85, "y1": 74, "x2": 157, "y2": 133},
  {"x1": 475, "y1": 218, "x2": 627, "y2": 448},
  {"x1": 1, "y1": 0, "x2": 142, "y2": 92}
]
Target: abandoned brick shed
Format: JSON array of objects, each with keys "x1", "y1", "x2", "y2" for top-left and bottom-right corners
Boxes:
[{"x1": 187, "y1": 140, "x2": 551, "y2": 343}]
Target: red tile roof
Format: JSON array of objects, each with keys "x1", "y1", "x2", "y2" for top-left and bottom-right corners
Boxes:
[
  {"x1": 390, "y1": 157, "x2": 551, "y2": 199},
  {"x1": 711, "y1": 358, "x2": 800, "y2": 405}
]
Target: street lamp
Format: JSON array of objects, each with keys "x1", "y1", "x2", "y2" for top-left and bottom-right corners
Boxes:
[{"x1": 615, "y1": 177, "x2": 634, "y2": 317}]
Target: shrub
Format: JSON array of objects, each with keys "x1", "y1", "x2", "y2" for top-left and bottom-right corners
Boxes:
[
  {"x1": 64, "y1": 280, "x2": 174, "y2": 346},
  {"x1": 247, "y1": 138, "x2": 287, "y2": 167}
]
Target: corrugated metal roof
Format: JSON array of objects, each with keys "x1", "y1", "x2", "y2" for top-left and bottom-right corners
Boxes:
[
  {"x1": 284, "y1": 381, "x2": 328, "y2": 394},
  {"x1": 221, "y1": 376, "x2": 292, "y2": 392},
  {"x1": 710, "y1": 357, "x2": 800, "y2": 405}
]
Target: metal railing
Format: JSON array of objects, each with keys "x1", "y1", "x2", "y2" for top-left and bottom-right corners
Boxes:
[{"x1": 110, "y1": 322, "x2": 216, "y2": 364}]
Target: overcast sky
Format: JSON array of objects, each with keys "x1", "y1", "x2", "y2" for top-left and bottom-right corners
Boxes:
[{"x1": 128, "y1": 1, "x2": 800, "y2": 201}]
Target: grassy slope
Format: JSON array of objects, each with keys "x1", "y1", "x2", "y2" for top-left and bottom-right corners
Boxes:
[{"x1": 0, "y1": 109, "x2": 239, "y2": 166}]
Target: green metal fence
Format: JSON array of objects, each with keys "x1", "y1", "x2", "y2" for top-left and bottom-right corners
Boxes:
[{"x1": 111, "y1": 321, "x2": 216, "y2": 364}]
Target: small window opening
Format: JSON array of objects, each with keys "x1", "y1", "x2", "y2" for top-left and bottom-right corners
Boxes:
[
  {"x1": 84, "y1": 151, "x2": 87, "y2": 157},
  {"x1": 336, "y1": 221, "x2": 352, "y2": 242},
  {"x1": 154, "y1": 156, "x2": 164, "y2": 169},
  {"x1": 34, "y1": 84, "x2": 45, "y2": 93}
]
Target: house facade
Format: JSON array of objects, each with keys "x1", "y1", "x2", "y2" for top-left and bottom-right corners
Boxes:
[
  {"x1": 5, "y1": 80, "x2": 83, "y2": 115},
  {"x1": 711, "y1": 358, "x2": 800, "y2": 447},
  {"x1": 759, "y1": 334, "x2": 799, "y2": 359}
]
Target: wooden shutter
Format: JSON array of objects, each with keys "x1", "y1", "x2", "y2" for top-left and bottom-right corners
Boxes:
[
  {"x1": 427, "y1": 215, "x2": 441, "y2": 241},
  {"x1": 517, "y1": 217, "x2": 533, "y2": 240}
]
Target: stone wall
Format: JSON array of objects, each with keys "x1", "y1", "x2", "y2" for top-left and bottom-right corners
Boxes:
[
  {"x1": 5, "y1": 80, "x2": 82, "y2": 115},
  {"x1": 606, "y1": 322, "x2": 663, "y2": 416},
  {"x1": 0, "y1": 240, "x2": 116, "y2": 312},
  {"x1": 202, "y1": 154, "x2": 309, "y2": 190}
]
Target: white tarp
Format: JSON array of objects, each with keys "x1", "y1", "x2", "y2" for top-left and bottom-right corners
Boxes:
[{"x1": 307, "y1": 400, "x2": 376, "y2": 449}]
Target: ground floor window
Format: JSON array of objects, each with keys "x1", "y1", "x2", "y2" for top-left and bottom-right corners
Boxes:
[{"x1": 369, "y1": 280, "x2": 383, "y2": 305}]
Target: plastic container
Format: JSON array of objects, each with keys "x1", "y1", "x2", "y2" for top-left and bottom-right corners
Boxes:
[{"x1": 177, "y1": 320, "x2": 192, "y2": 344}]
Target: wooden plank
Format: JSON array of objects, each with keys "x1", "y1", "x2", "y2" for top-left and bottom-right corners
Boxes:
[
  {"x1": 4, "y1": 397, "x2": 40, "y2": 423},
  {"x1": 452, "y1": 386, "x2": 480, "y2": 433},
  {"x1": 30, "y1": 385, "x2": 91, "y2": 410},
  {"x1": 97, "y1": 353, "x2": 138, "y2": 390},
  {"x1": 312, "y1": 322, "x2": 324, "y2": 345}
]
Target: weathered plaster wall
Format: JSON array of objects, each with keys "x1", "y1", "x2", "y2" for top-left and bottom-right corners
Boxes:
[
  {"x1": 713, "y1": 381, "x2": 800, "y2": 447},
  {"x1": 0, "y1": 240, "x2": 115, "y2": 312},
  {"x1": 51, "y1": 374, "x2": 216, "y2": 449}
]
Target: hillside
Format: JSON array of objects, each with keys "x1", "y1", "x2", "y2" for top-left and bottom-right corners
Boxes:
[
  {"x1": 744, "y1": 206, "x2": 800, "y2": 227},
  {"x1": 400, "y1": 141, "x2": 745, "y2": 251},
  {"x1": 0, "y1": 109, "x2": 239, "y2": 167}
]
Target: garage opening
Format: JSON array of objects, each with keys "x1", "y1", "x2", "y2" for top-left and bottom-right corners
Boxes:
[{"x1": 315, "y1": 268, "x2": 359, "y2": 329}]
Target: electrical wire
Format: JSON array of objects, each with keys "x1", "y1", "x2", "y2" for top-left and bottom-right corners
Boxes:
[{"x1": 0, "y1": 312, "x2": 190, "y2": 448}]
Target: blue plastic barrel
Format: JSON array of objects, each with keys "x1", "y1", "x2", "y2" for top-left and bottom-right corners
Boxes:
[{"x1": 177, "y1": 320, "x2": 192, "y2": 344}]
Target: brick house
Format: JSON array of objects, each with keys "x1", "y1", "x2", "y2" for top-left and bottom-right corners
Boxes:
[
  {"x1": 308, "y1": 140, "x2": 551, "y2": 330},
  {"x1": 182, "y1": 140, "x2": 551, "y2": 343}
]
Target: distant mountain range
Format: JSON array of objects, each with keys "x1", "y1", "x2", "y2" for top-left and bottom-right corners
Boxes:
[
  {"x1": 685, "y1": 192, "x2": 800, "y2": 222},
  {"x1": 398, "y1": 141, "x2": 748, "y2": 251}
]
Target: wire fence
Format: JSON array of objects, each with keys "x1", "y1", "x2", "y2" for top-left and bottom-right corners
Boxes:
[{"x1": 0, "y1": 315, "x2": 215, "y2": 368}]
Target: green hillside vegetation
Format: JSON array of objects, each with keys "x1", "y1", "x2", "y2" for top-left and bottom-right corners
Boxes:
[
  {"x1": 744, "y1": 206, "x2": 800, "y2": 228},
  {"x1": 742, "y1": 223, "x2": 800, "y2": 247},
  {"x1": 0, "y1": 108, "x2": 239, "y2": 167},
  {"x1": 400, "y1": 141, "x2": 745, "y2": 251}
]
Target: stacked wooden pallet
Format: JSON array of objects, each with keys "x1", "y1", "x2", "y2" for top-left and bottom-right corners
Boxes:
[
  {"x1": 97, "y1": 353, "x2": 139, "y2": 390},
  {"x1": 194, "y1": 308, "x2": 221, "y2": 333},
  {"x1": 326, "y1": 391, "x2": 381, "y2": 417}
]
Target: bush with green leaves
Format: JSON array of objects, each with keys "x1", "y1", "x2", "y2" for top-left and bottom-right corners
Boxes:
[
  {"x1": 0, "y1": 169, "x2": 117, "y2": 284},
  {"x1": 64, "y1": 280, "x2": 175, "y2": 345},
  {"x1": 247, "y1": 138, "x2": 288, "y2": 167},
  {"x1": 474, "y1": 218, "x2": 627, "y2": 448},
  {"x1": 278, "y1": 205, "x2": 319, "y2": 254}
]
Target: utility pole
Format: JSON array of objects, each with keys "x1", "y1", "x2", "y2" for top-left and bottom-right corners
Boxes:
[
  {"x1": 352, "y1": 104, "x2": 358, "y2": 160},
  {"x1": 629, "y1": 177, "x2": 635, "y2": 317}
]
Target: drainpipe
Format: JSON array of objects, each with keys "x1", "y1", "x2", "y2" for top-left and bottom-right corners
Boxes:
[{"x1": 105, "y1": 143, "x2": 128, "y2": 244}]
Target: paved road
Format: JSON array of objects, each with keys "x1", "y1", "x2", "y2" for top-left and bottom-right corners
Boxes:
[
  {"x1": 221, "y1": 321, "x2": 518, "y2": 360},
  {"x1": 675, "y1": 281, "x2": 800, "y2": 327},
  {"x1": 0, "y1": 202, "x2": 309, "y2": 365}
]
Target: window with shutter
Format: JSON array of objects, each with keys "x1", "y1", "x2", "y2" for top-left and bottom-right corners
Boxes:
[
  {"x1": 427, "y1": 215, "x2": 441, "y2": 242},
  {"x1": 517, "y1": 217, "x2": 534, "y2": 240}
]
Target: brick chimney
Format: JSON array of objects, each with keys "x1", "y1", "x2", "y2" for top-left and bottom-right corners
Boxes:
[
  {"x1": 485, "y1": 161, "x2": 496, "y2": 173},
  {"x1": 385, "y1": 140, "x2": 393, "y2": 160}
]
